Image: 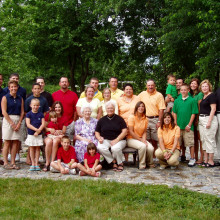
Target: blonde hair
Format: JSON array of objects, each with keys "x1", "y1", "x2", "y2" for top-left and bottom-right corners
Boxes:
[
  {"x1": 199, "y1": 79, "x2": 213, "y2": 92},
  {"x1": 30, "y1": 98, "x2": 40, "y2": 105},
  {"x1": 49, "y1": 111, "x2": 57, "y2": 121}
]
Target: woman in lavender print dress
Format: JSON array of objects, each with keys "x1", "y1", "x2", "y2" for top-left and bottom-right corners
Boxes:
[{"x1": 75, "y1": 104, "x2": 98, "y2": 162}]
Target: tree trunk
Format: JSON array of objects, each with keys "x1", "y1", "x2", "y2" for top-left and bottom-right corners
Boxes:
[
  {"x1": 80, "y1": 58, "x2": 90, "y2": 94},
  {"x1": 68, "y1": 54, "x2": 77, "y2": 93}
]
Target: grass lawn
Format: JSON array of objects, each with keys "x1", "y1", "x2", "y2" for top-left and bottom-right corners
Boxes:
[{"x1": 0, "y1": 178, "x2": 219, "y2": 220}]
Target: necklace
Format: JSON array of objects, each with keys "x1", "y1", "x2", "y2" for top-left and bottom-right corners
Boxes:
[{"x1": 107, "y1": 114, "x2": 115, "y2": 120}]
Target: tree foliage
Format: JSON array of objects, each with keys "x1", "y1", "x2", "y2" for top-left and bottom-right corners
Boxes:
[{"x1": 0, "y1": 0, "x2": 219, "y2": 93}]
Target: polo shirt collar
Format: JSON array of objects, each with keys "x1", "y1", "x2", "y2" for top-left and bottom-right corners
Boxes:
[
  {"x1": 182, "y1": 96, "x2": 189, "y2": 101},
  {"x1": 60, "y1": 89, "x2": 69, "y2": 94},
  {"x1": 146, "y1": 90, "x2": 157, "y2": 96}
]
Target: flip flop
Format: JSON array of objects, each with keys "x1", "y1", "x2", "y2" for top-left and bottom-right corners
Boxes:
[
  {"x1": 43, "y1": 164, "x2": 50, "y2": 172},
  {"x1": 11, "y1": 164, "x2": 20, "y2": 170},
  {"x1": 35, "y1": 166, "x2": 41, "y2": 171},
  {"x1": 112, "y1": 163, "x2": 118, "y2": 171},
  {"x1": 29, "y1": 166, "x2": 35, "y2": 171},
  {"x1": 3, "y1": 164, "x2": 13, "y2": 170}
]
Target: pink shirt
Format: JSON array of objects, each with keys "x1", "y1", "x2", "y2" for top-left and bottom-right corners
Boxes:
[{"x1": 52, "y1": 90, "x2": 78, "y2": 125}]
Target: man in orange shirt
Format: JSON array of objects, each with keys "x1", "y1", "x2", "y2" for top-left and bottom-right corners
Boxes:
[{"x1": 138, "y1": 79, "x2": 166, "y2": 152}]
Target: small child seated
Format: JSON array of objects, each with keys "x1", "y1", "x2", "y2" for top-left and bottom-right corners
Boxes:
[
  {"x1": 77, "y1": 143, "x2": 102, "y2": 177},
  {"x1": 46, "y1": 111, "x2": 64, "y2": 139},
  {"x1": 50, "y1": 136, "x2": 77, "y2": 174},
  {"x1": 165, "y1": 74, "x2": 178, "y2": 112}
]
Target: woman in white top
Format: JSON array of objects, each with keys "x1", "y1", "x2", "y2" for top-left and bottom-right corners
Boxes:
[
  {"x1": 76, "y1": 85, "x2": 102, "y2": 119},
  {"x1": 101, "y1": 88, "x2": 118, "y2": 116}
]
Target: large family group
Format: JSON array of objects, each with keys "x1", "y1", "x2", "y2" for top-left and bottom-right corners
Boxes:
[{"x1": 0, "y1": 73, "x2": 219, "y2": 177}]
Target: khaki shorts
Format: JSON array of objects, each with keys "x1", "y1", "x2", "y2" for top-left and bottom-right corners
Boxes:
[
  {"x1": 179, "y1": 130, "x2": 194, "y2": 147},
  {"x1": 147, "y1": 117, "x2": 158, "y2": 141},
  {"x1": 50, "y1": 161, "x2": 69, "y2": 173}
]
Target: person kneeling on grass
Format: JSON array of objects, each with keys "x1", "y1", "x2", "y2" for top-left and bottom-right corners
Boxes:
[
  {"x1": 77, "y1": 143, "x2": 102, "y2": 177},
  {"x1": 50, "y1": 136, "x2": 77, "y2": 174}
]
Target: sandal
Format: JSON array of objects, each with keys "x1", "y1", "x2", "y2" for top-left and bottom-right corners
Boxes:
[
  {"x1": 3, "y1": 164, "x2": 13, "y2": 170},
  {"x1": 35, "y1": 166, "x2": 41, "y2": 171},
  {"x1": 11, "y1": 164, "x2": 20, "y2": 170},
  {"x1": 112, "y1": 163, "x2": 118, "y2": 171},
  {"x1": 202, "y1": 163, "x2": 208, "y2": 167},
  {"x1": 117, "y1": 164, "x2": 124, "y2": 172},
  {"x1": 29, "y1": 166, "x2": 35, "y2": 171},
  {"x1": 206, "y1": 163, "x2": 215, "y2": 168},
  {"x1": 43, "y1": 164, "x2": 50, "y2": 172}
]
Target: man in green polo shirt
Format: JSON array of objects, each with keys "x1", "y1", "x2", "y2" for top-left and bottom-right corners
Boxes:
[{"x1": 173, "y1": 84, "x2": 199, "y2": 167}]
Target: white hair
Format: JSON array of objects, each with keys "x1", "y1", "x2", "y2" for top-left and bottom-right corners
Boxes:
[
  {"x1": 81, "y1": 104, "x2": 93, "y2": 114},
  {"x1": 105, "y1": 100, "x2": 116, "y2": 109}
]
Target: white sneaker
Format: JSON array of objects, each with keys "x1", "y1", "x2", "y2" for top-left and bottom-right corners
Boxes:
[
  {"x1": 8, "y1": 154, "x2": 11, "y2": 162},
  {"x1": 170, "y1": 166, "x2": 177, "y2": 170},
  {"x1": 159, "y1": 165, "x2": 167, "y2": 170},
  {"x1": 15, "y1": 153, "x2": 20, "y2": 162},
  {"x1": 69, "y1": 169, "x2": 76, "y2": 175},
  {"x1": 188, "y1": 158, "x2": 196, "y2": 167}
]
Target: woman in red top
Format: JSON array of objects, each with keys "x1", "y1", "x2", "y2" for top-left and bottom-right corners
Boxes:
[
  {"x1": 43, "y1": 101, "x2": 68, "y2": 171},
  {"x1": 77, "y1": 143, "x2": 102, "y2": 177}
]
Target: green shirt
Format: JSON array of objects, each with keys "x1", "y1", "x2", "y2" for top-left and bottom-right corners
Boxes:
[
  {"x1": 189, "y1": 92, "x2": 204, "y2": 103},
  {"x1": 166, "y1": 84, "x2": 178, "y2": 99},
  {"x1": 173, "y1": 96, "x2": 199, "y2": 131}
]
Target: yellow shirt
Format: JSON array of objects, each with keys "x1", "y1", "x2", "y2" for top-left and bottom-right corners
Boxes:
[
  {"x1": 111, "y1": 88, "x2": 124, "y2": 100},
  {"x1": 76, "y1": 98, "x2": 101, "y2": 118},
  {"x1": 117, "y1": 95, "x2": 140, "y2": 124},
  {"x1": 127, "y1": 114, "x2": 148, "y2": 139},
  {"x1": 80, "y1": 90, "x2": 103, "y2": 101},
  {"x1": 138, "y1": 90, "x2": 166, "y2": 116},
  {"x1": 158, "y1": 125, "x2": 180, "y2": 150}
]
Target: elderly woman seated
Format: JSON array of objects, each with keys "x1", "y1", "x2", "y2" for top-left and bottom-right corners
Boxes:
[
  {"x1": 74, "y1": 104, "x2": 98, "y2": 163},
  {"x1": 155, "y1": 112, "x2": 181, "y2": 170},
  {"x1": 95, "y1": 100, "x2": 127, "y2": 172}
]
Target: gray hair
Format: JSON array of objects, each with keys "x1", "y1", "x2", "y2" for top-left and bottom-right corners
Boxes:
[
  {"x1": 81, "y1": 104, "x2": 93, "y2": 114},
  {"x1": 105, "y1": 100, "x2": 116, "y2": 109}
]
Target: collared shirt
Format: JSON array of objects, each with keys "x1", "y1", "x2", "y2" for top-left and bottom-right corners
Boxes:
[
  {"x1": 52, "y1": 89, "x2": 78, "y2": 125},
  {"x1": 117, "y1": 95, "x2": 140, "y2": 124},
  {"x1": 158, "y1": 125, "x2": 180, "y2": 150},
  {"x1": 173, "y1": 96, "x2": 198, "y2": 131},
  {"x1": 111, "y1": 88, "x2": 124, "y2": 100},
  {"x1": 166, "y1": 84, "x2": 178, "y2": 99},
  {"x1": 80, "y1": 90, "x2": 103, "y2": 101},
  {"x1": 4, "y1": 85, "x2": 26, "y2": 101},
  {"x1": 5, "y1": 93, "x2": 22, "y2": 115},
  {"x1": 127, "y1": 114, "x2": 148, "y2": 139},
  {"x1": 138, "y1": 90, "x2": 166, "y2": 117}
]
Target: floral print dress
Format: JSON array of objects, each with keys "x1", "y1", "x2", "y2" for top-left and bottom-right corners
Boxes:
[{"x1": 74, "y1": 117, "x2": 98, "y2": 162}]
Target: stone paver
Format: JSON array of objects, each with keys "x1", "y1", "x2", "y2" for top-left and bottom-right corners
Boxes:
[{"x1": 0, "y1": 157, "x2": 220, "y2": 197}]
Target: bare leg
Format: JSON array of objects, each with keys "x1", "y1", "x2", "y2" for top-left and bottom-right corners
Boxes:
[
  {"x1": 26, "y1": 148, "x2": 31, "y2": 165},
  {"x1": 35, "y1": 146, "x2": 40, "y2": 166},
  {"x1": 3, "y1": 140, "x2": 10, "y2": 165},
  {"x1": 29, "y1": 147, "x2": 35, "y2": 166},
  {"x1": 190, "y1": 146, "x2": 195, "y2": 159},
  {"x1": 44, "y1": 137, "x2": 53, "y2": 166},
  {"x1": 51, "y1": 138, "x2": 61, "y2": 162},
  {"x1": 95, "y1": 164, "x2": 102, "y2": 172},
  {"x1": 11, "y1": 140, "x2": 18, "y2": 165},
  {"x1": 124, "y1": 153, "x2": 129, "y2": 162},
  {"x1": 194, "y1": 130, "x2": 199, "y2": 161},
  {"x1": 151, "y1": 140, "x2": 158, "y2": 158}
]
